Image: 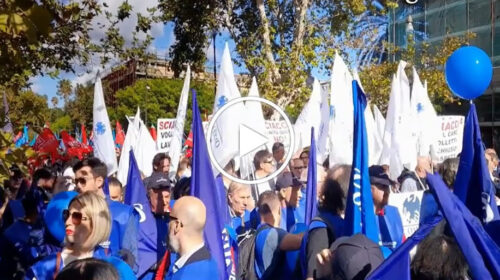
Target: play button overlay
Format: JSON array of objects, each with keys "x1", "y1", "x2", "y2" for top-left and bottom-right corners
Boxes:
[
  {"x1": 207, "y1": 96, "x2": 295, "y2": 185},
  {"x1": 239, "y1": 124, "x2": 269, "y2": 158}
]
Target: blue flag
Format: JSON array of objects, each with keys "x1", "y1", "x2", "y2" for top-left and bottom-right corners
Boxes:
[
  {"x1": 343, "y1": 80, "x2": 380, "y2": 245},
  {"x1": 190, "y1": 90, "x2": 228, "y2": 280},
  {"x1": 366, "y1": 215, "x2": 443, "y2": 280},
  {"x1": 29, "y1": 134, "x2": 37, "y2": 147},
  {"x1": 124, "y1": 150, "x2": 157, "y2": 277},
  {"x1": 15, "y1": 125, "x2": 29, "y2": 147},
  {"x1": 305, "y1": 127, "x2": 317, "y2": 225},
  {"x1": 453, "y1": 103, "x2": 500, "y2": 223},
  {"x1": 428, "y1": 173, "x2": 500, "y2": 279}
]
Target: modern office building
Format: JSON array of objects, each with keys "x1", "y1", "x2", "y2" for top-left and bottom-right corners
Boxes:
[{"x1": 387, "y1": 0, "x2": 500, "y2": 148}]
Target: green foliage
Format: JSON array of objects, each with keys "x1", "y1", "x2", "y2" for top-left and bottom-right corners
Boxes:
[
  {"x1": 51, "y1": 115, "x2": 72, "y2": 132},
  {"x1": 57, "y1": 79, "x2": 72, "y2": 106},
  {"x1": 359, "y1": 33, "x2": 475, "y2": 114},
  {"x1": 0, "y1": 131, "x2": 36, "y2": 182},
  {"x1": 159, "y1": 0, "x2": 389, "y2": 118},
  {"x1": 1, "y1": 89, "x2": 51, "y2": 129},
  {"x1": 65, "y1": 83, "x2": 94, "y2": 127},
  {"x1": 110, "y1": 78, "x2": 215, "y2": 131}
]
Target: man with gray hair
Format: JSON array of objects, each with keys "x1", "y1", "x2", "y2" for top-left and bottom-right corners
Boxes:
[{"x1": 399, "y1": 156, "x2": 432, "y2": 192}]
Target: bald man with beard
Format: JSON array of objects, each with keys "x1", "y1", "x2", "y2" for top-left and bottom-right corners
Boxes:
[{"x1": 165, "y1": 196, "x2": 219, "y2": 280}]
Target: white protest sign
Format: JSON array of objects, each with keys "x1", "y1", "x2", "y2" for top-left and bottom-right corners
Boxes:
[
  {"x1": 388, "y1": 191, "x2": 424, "y2": 237},
  {"x1": 157, "y1": 118, "x2": 176, "y2": 152},
  {"x1": 265, "y1": 120, "x2": 290, "y2": 151},
  {"x1": 435, "y1": 116, "x2": 465, "y2": 163}
]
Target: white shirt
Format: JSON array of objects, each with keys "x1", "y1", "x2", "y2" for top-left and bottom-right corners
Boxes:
[{"x1": 172, "y1": 242, "x2": 205, "y2": 273}]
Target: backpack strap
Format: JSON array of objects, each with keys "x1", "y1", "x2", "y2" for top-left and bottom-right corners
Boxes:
[{"x1": 53, "y1": 252, "x2": 62, "y2": 280}]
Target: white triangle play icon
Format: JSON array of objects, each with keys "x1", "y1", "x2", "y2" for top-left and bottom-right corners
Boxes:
[{"x1": 239, "y1": 124, "x2": 269, "y2": 158}]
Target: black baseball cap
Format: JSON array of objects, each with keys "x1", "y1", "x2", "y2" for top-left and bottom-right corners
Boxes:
[
  {"x1": 275, "y1": 172, "x2": 302, "y2": 191},
  {"x1": 330, "y1": 234, "x2": 384, "y2": 280},
  {"x1": 146, "y1": 172, "x2": 171, "y2": 190},
  {"x1": 368, "y1": 165, "x2": 394, "y2": 188}
]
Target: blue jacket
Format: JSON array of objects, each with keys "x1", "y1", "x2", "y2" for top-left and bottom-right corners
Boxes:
[
  {"x1": 280, "y1": 206, "x2": 305, "y2": 232},
  {"x1": 165, "y1": 246, "x2": 219, "y2": 280},
  {"x1": 230, "y1": 209, "x2": 251, "y2": 236},
  {"x1": 107, "y1": 198, "x2": 139, "y2": 271}
]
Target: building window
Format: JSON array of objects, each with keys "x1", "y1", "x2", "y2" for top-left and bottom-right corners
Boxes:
[
  {"x1": 469, "y1": 0, "x2": 491, "y2": 29},
  {"x1": 426, "y1": 8, "x2": 445, "y2": 39},
  {"x1": 445, "y1": 2, "x2": 467, "y2": 34}
]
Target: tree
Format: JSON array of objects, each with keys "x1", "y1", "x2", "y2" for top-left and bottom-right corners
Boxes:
[
  {"x1": 57, "y1": 79, "x2": 72, "y2": 106},
  {"x1": 1, "y1": 0, "x2": 161, "y2": 89},
  {"x1": 51, "y1": 97, "x2": 59, "y2": 108},
  {"x1": 359, "y1": 32, "x2": 475, "y2": 114},
  {"x1": 109, "y1": 78, "x2": 215, "y2": 131},
  {"x1": 1, "y1": 89, "x2": 51, "y2": 129},
  {"x1": 51, "y1": 115, "x2": 72, "y2": 132},
  {"x1": 160, "y1": 0, "x2": 396, "y2": 118},
  {"x1": 65, "y1": 83, "x2": 94, "y2": 127}
]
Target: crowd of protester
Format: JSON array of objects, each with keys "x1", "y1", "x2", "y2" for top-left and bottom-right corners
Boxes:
[{"x1": 1, "y1": 141, "x2": 500, "y2": 280}]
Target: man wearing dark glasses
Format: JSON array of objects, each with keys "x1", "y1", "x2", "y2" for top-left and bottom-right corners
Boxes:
[{"x1": 73, "y1": 158, "x2": 139, "y2": 272}]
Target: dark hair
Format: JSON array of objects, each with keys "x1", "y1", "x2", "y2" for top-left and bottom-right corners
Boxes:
[
  {"x1": 107, "y1": 177, "x2": 122, "y2": 189},
  {"x1": 55, "y1": 258, "x2": 119, "y2": 280},
  {"x1": 438, "y1": 157, "x2": 459, "y2": 189},
  {"x1": 22, "y1": 196, "x2": 38, "y2": 217},
  {"x1": 319, "y1": 178, "x2": 345, "y2": 215},
  {"x1": 173, "y1": 177, "x2": 191, "y2": 200},
  {"x1": 73, "y1": 158, "x2": 108, "y2": 179},
  {"x1": 272, "y1": 142, "x2": 284, "y2": 153},
  {"x1": 224, "y1": 159, "x2": 235, "y2": 173},
  {"x1": 411, "y1": 234, "x2": 468, "y2": 280},
  {"x1": 253, "y1": 150, "x2": 273, "y2": 170},
  {"x1": 153, "y1": 153, "x2": 171, "y2": 170},
  {"x1": 32, "y1": 168, "x2": 53, "y2": 186},
  {"x1": 257, "y1": 190, "x2": 279, "y2": 215}
]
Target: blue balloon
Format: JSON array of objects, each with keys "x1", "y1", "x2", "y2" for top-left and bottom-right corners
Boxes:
[
  {"x1": 44, "y1": 191, "x2": 78, "y2": 243},
  {"x1": 445, "y1": 46, "x2": 493, "y2": 100}
]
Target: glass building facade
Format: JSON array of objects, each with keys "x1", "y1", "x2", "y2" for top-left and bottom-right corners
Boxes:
[{"x1": 388, "y1": 0, "x2": 500, "y2": 149}]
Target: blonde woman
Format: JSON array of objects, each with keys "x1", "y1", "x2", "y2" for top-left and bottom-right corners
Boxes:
[{"x1": 27, "y1": 192, "x2": 135, "y2": 280}]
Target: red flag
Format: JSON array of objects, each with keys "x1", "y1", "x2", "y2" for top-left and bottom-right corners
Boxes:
[
  {"x1": 115, "y1": 121, "x2": 125, "y2": 148},
  {"x1": 13, "y1": 131, "x2": 22, "y2": 143},
  {"x1": 61, "y1": 130, "x2": 92, "y2": 159},
  {"x1": 33, "y1": 128, "x2": 60, "y2": 162},
  {"x1": 81, "y1": 123, "x2": 88, "y2": 145},
  {"x1": 184, "y1": 131, "x2": 193, "y2": 148},
  {"x1": 149, "y1": 125, "x2": 157, "y2": 141}
]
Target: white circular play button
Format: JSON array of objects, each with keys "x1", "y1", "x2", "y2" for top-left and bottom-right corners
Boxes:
[{"x1": 206, "y1": 96, "x2": 295, "y2": 185}]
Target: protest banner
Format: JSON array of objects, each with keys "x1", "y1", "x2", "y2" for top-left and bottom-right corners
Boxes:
[
  {"x1": 388, "y1": 191, "x2": 424, "y2": 237},
  {"x1": 435, "y1": 115, "x2": 465, "y2": 162},
  {"x1": 157, "y1": 118, "x2": 176, "y2": 152},
  {"x1": 265, "y1": 120, "x2": 290, "y2": 151}
]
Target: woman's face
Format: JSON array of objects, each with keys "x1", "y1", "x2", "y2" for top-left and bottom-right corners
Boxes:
[{"x1": 65, "y1": 201, "x2": 92, "y2": 248}]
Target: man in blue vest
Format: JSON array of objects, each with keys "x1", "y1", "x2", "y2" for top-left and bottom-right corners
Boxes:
[
  {"x1": 140, "y1": 172, "x2": 172, "y2": 279},
  {"x1": 165, "y1": 196, "x2": 218, "y2": 279},
  {"x1": 369, "y1": 165, "x2": 405, "y2": 257},
  {"x1": 275, "y1": 172, "x2": 304, "y2": 232},
  {"x1": 73, "y1": 157, "x2": 139, "y2": 271},
  {"x1": 254, "y1": 191, "x2": 304, "y2": 279}
]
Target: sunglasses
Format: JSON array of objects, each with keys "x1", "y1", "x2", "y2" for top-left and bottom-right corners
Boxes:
[
  {"x1": 63, "y1": 209, "x2": 89, "y2": 225},
  {"x1": 168, "y1": 213, "x2": 183, "y2": 227}
]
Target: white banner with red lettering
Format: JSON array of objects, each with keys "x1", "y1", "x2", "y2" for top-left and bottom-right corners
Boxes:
[
  {"x1": 157, "y1": 118, "x2": 176, "y2": 152},
  {"x1": 435, "y1": 115, "x2": 465, "y2": 163},
  {"x1": 265, "y1": 120, "x2": 290, "y2": 151}
]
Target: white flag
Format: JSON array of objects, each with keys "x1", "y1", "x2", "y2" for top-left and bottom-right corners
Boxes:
[
  {"x1": 240, "y1": 77, "x2": 269, "y2": 179},
  {"x1": 380, "y1": 61, "x2": 413, "y2": 179},
  {"x1": 410, "y1": 67, "x2": 440, "y2": 158},
  {"x1": 92, "y1": 75, "x2": 118, "y2": 175},
  {"x1": 294, "y1": 78, "x2": 322, "y2": 152},
  {"x1": 169, "y1": 65, "x2": 191, "y2": 178},
  {"x1": 117, "y1": 108, "x2": 141, "y2": 185},
  {"x1": 373, "y1": 105, "x2": 385, "y2": 141},
  {"x1": 329, "y1": 53, "x2": 354, "y2": 167},
  {"x1": 317, "y1": 83, "x2": 330, "y2": 163},
  {"x1": 210, "y1": 43, "x2": 244, "y2": 171},
  {"x1": 353, "y1": 71, "x2": 383, "y2": 166},
  {"x1": 135, "y1": 120, "x2": 157, "y2": 177}
]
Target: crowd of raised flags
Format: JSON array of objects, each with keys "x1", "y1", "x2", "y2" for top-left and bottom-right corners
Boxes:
[{"x1": 0, "y1": 41, "x2": 499, "y2": 280}]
